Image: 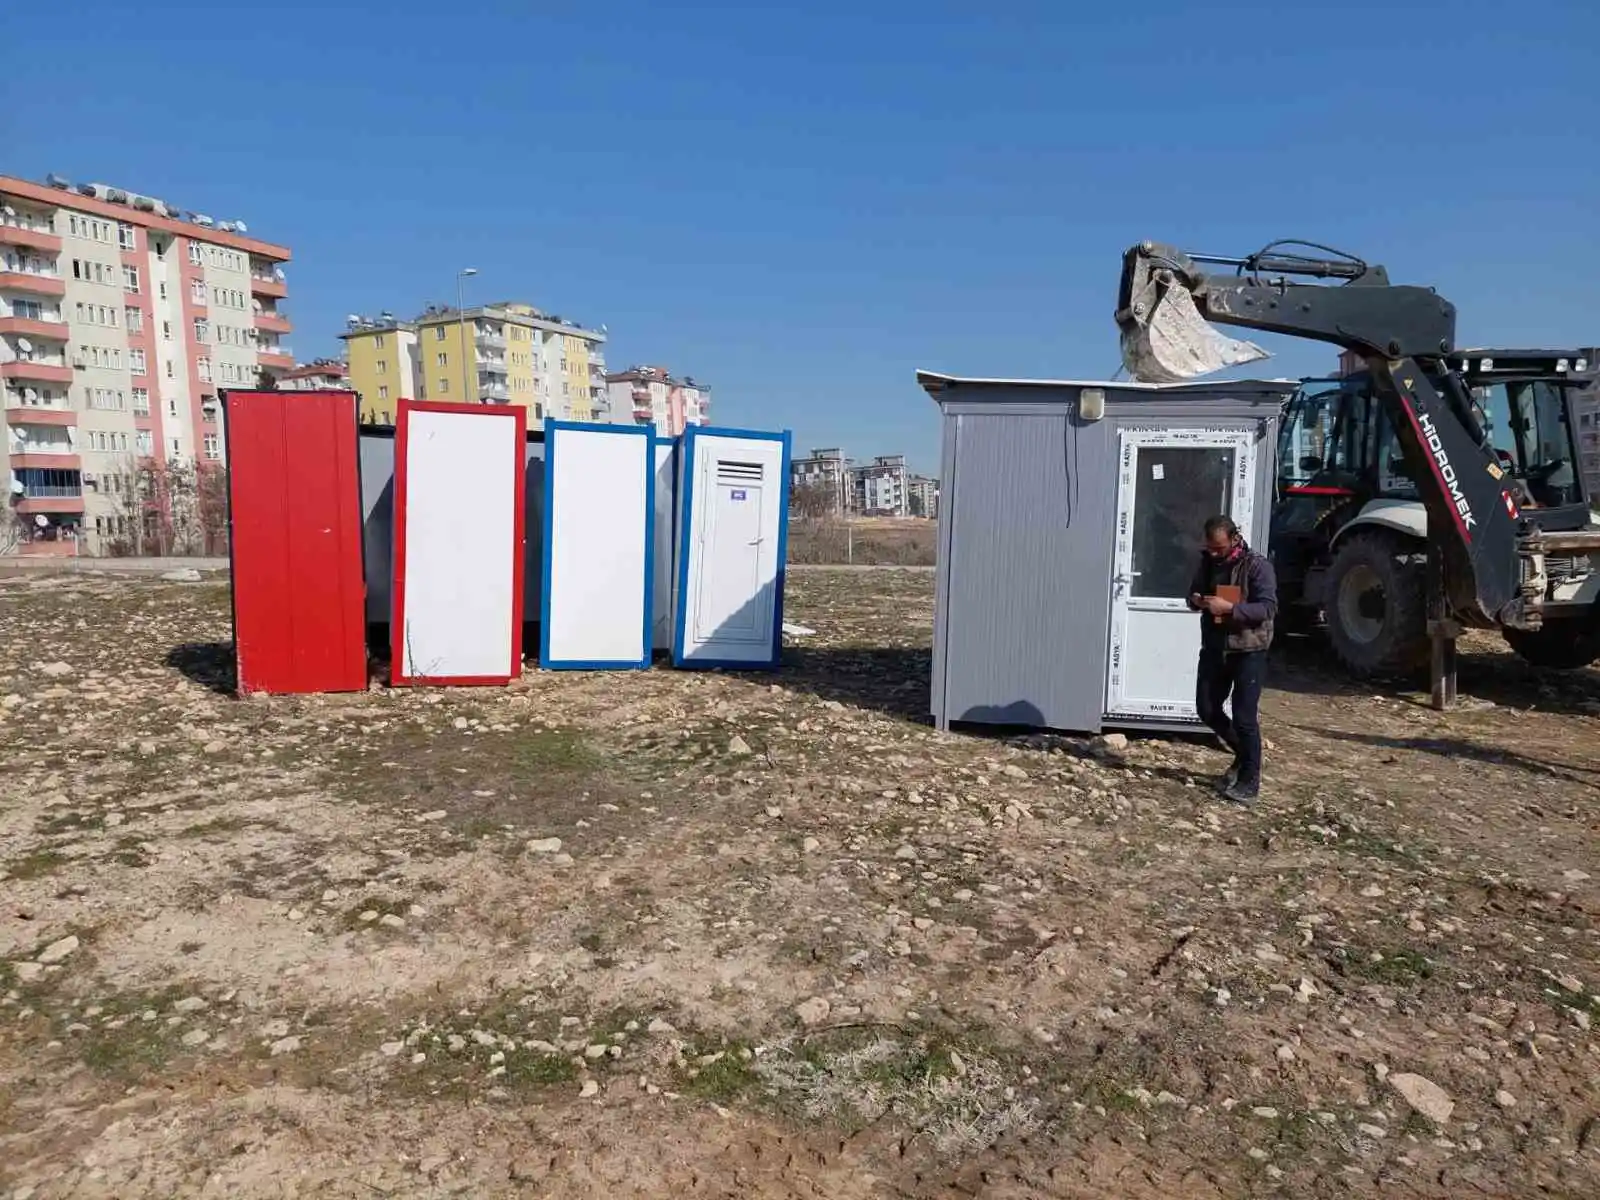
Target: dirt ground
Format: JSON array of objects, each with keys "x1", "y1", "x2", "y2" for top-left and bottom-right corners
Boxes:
[
  {"x1": 787, "y1": 518, "x2": 938, "y2": 566},
  {"x1": 1, "y1": 567, "x2": 1596, "y2": 1199}
]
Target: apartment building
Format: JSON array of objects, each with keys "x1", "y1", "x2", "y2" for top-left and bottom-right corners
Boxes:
[
  {"x1": 853, "y1": 454, "x2": 910, "y2": 516},
  {"x1": 907, "y1": 474, "x2": 940, "y2": 519},
  {"x1": 602, "y1": 365, "x2": 710, "y2": 437},
  {"x1": 277, "y1": 359, "x2": 349, "y2": 391},
  {"x1": 2, "y1": 173, "x2": 291, "y2": 554},
  {"x1": 342, "y1": 302, "x2": 605, "y2": 427},
  {"x1": 790, "y1": 447, "x2": 850, "y2": 516}
]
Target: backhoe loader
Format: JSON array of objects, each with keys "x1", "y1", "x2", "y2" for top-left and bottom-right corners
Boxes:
[{"x1": 1116, "y1": 241, "x2": 1600, "y2": 678}]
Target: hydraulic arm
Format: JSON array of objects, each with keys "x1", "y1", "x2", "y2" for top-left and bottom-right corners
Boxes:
[{"x1": 1115, "y1": 240, "x2": 1542, "y2": 630}]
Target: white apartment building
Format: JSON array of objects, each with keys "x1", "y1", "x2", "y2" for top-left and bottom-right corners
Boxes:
[{"x1": 3, "y1": 173, "x2": 292, "y2": 555}]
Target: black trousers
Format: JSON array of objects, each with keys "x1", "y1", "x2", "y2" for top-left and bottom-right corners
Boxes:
[{"x1": 1195, "y1": 648, "x2": 1266, "y2": 785}]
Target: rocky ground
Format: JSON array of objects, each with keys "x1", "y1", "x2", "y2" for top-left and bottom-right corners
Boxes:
[{"x1": 0, "y1": 567, "x2": 1596, "y2": 1199}]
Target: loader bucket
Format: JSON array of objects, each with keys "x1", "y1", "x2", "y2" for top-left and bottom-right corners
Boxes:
[{"x1": 1116, "y1": 254, "x2": 1271, "y2": 383}]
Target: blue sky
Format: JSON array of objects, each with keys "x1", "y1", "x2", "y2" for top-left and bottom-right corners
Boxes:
[{"x1": 8, "y1": 0, "x2": 1598, "y2": 474}]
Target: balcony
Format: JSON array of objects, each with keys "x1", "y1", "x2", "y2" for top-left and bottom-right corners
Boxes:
[
  {"x1": 257, "y1": 349, "x2": 294, "y2": 370},
  {"x1": 11, "y1": 450, "x2": 81, "y2": 469},
  {"x1": 16, "y1": 494, "x2": 85, "y2": 515},
  {"x1": 1, "y1": 360, "x2": 73, "y2": 384},
  {"x1": 0, "y1": 316, "x2": 68, "y2": 341},
  {"x1": 250, "y1": 273, "x2": 287, "y2": 299},
  {"x1": 6, "y1": 404, "x2": 75, "y2": 426},
  {"x1": 477, "y1": 358, "x2": 508, "y2": 376},
  {"x1": 479, "y1": 383, "x2": 511, "y2": 403},
  {"x1": 0, "y1": 271, "x2": 66, "y2": 297},
  {"x1": 476, "y1": 330, "x2": 507, "y2": 350},
  {"x1": 0, "y1": 225, "x2": 62, "y2": 254},
  {"x1": 254, "y1": 311, "x2": 292, "y2": 335}
]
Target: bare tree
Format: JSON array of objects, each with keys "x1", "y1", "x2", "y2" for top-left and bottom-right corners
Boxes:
[{"x1": 790, "y1": 478, "x2": 840, "y2": 522}]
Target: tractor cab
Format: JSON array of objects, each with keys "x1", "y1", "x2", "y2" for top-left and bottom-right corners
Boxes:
[{"x1": 1269, "y1": 349, "x2": 1599, "y2": 663}]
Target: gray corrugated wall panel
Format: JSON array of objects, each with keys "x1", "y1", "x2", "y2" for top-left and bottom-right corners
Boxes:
[
  {"x1": 358, "y1": 430, "x2": 546, "y2": 627},
  {"x1": 930, "y1": 411, "x2": 960, "y2": 728},
  {"x1": 940, "y1": 412, "x2": 1111, "y2": 733}
]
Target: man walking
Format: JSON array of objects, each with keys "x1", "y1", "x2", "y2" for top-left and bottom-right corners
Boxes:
[{"x1": 1186, "y1": 515, "x2": 1276, "y2": 805}]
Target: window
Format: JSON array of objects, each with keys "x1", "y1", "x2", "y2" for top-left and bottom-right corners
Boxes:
[
  {"x1": 170, "y1": 438, "x2": 181, "y2": 457},
  {"x1": 378, "y1": 385, "x2": 389, "y2": 400},
  {"x1": 191, "y1": 279, "x2": 207, "y2": 303},
  {"x1": 436, "y1": 352, "x2": 447, "y2": 366},
  {"x1": 374, "y1": 334, "x2": 386, "y2": 350},
  {"x1": 438, "y1": 378, "x2": 448, "y2": 394},
  {"x1": 75, "y1": 301, "x2": 84, "y2": 322},
  {"x1": 136, "y1": 431, "x2": 153, "y2": 455},
  {"x1": 434, "y1": 326, "x2": 446, "y2": 341},
  {"x1": 163, "y1": 321, "x2": 173, "y2": 341},
  {"x1": 118, "y1": 223, "x2": 136, "y2": 251},
  {"x1": 165, "y1": 360, "x2": 175, "y2": 379},
  {"x1": 188, "y1": 243, "x2": 203, "y2": 266},
  {"x1": 130, "y1": 349, "x2": 146, "y2": 374},
  {"x1": 167, "y1": 397, "x2": 178, "y2": 417},
  {"x1": 203, "y1": 434, "x2": 220, "y2": 460},
  {"x1": 197, "y1": 357, "x2": 212, "y2": 382},
  {"x1": 375, "y1": 359, "x2": 387, "y2": 373},
  {"x1": 125, "y1": 306, "x2": 143, "y2": 332},
  {"x1": 193, "y1": 319, "x2": 208, "y2": 343},
  {"x1": 158, "y1": 281, "x2": 167, "y2": 301},
  {"x1": 132, "y1": 387, "x2": 150, "y2": 415},
  {"x1": 123, "y1": 265, "x2": 140, "y2": 293}
]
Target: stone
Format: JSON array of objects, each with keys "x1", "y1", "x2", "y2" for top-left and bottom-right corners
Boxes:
[
  {"x1": 181, "y1": 1029, "x2": 210, "y2": 1048},
  {"x1": 1276, "y1": 1044, "x2": 1296, "y2": 1063},
  {"x1": 105, "y1": 812, "x2": 125, "y2": 828},
  {"x1": 1390, "y1": 1073, "x2": 1454, "y2": 1124},
  {"x1": 1093, "y1": 733, "x2": 1128, "y2": 755},
  {"x1": 794, "y1": 997, "x2": 831, "y2": 1027},
  {"x1": 37, "y1": 935, "x2": 79, "y2": 965},
  {"x1": 527, "y1": 837, "x2": 563, "y2": 854},
  {"x1": 802, "y1": 837, "x2": 820, "y2": 854},
  {"x1": 764, "y1": 806, "x2": 782, "y2": 819},
  {"x1": 262, "y1": 1019, "x2": 291, "y2": 1039},
  {"x1": 894, "y1": 845, "x2": 917, "y2": 860},
  {"x1": 580, "y1": 1079, "x2": 600, "y2": 1098},
  {"x1": 1252, "y1": 1106, "x2": 1280, "y2": 1119},
  {"x1": 452, "y1": 717, "x2": 470, "y2": 731},
  {"x1": 471, "y1": 1030, "x2": 498, "y2": 1047},
  {"x1": 419, "y1": 810, "x2": 448, "y2": 822},
  {"x1": 269, "y1": 1035, "x2": 302, "y2": 1057},
  {"x1": 1494, "y1": 1090, "x2": 1517, "y2": 1109},
  {"x1": 1357, "y1": 1123, "x2": 1388, "y2": 1139},
  {"x1": 380, "y1": 1041, "x2": 405, "y2": 1057},
  {"x1": 15, "y1": 962, "x2": 44, "y2": 983},
  {"x1": 647, "y1": 1018, "x2": 677, "y2": 1035},
  {"x1": 203, "y1": 741, "x2": 227, "y2": 755},
  {"x1": 359, "y1": 910, "x2": 379, "y2": 923},
  {"x1": 173, "y1": 996, "x2": 208, "y2": 1014},
  {"x1": 379, "y1": 914, "x2": 406, "y2": 929},
  {"x1": 38, "y1": 662, "x2": 73, "y2": 678},
  {"x1": 160, "y1": 568, "x2": 203, "y2": 582},
  {"x1": 727, "y1": 735, "x2": 752, "y2": 757},
  {"x1": 585, "y1": 1044, "x2": 608, "y2": 1059},
  {"x1": 1001, "y1": 764, "x2": 1028, "y2": 780}
]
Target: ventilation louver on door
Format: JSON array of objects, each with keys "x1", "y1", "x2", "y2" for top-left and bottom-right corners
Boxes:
[{"x1": 717, "y1": 459, "x2": 764, "y2": 484}]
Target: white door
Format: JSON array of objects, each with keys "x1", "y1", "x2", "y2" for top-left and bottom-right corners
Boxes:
[
  {"x1": 1105, "y1": 427, "x2": 1257, "y2": 720},
  {"x1": 677, "y1": 431, "x2": 787, "y2": 666}
]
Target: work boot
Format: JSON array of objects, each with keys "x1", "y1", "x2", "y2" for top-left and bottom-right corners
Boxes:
[
  {"x1": 1222, "y1": 779, "x2": 1259, "y2": 807},
  {"x1": 1217, "y1": 759, "x2": 1241, "y2": 792}
]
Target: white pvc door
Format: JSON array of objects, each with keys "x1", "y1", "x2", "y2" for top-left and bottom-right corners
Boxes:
[
  {"x1": 677, "y1": 431, "x2": 788, "y2": 667},
  {"x1": 1105, "y1": 427, "x2": 1257, "y2": 720}
]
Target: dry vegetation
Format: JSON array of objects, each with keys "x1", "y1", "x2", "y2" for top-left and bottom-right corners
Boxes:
[
  {"x1": 0, "y1": 566, "x2": 1597, "y2": 1198},
  {"x1": 786, "y1": 517, "x2": 938, "y2": 566}
]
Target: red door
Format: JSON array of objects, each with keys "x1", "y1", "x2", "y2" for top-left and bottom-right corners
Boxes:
[{"x1": 225, "y1": 389, "x2": 367, "y2": 694}]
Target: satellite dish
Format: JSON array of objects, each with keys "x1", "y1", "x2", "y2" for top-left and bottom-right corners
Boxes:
[
  {"x1": 35, "y1": 513, "x2": 48, "y2": 527},
  {"x1": 9, "y1": 479, "x2": 23, "y2": 495},
  {"x1": 234, "y1": 220, "x2": 248, "y2": 233},
  {"x1": 16, "y1": 337, "x2": 32, "y2": 353}
]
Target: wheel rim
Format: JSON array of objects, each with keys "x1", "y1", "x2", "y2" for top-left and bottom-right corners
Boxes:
[{"x1": 1336, "y1": 563, "x2": 1387, "y2": 645}]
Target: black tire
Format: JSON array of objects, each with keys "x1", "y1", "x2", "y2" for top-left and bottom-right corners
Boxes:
[
  {"x1": 1323, "y1": 531, "x2": 1429, "y2": 676},
  {"x1": 1503, "y1": 621, "x2": 1600, "y2": 670}
]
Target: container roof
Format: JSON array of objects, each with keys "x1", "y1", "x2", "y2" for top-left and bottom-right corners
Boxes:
[{"x1": 916, "y1": 370, "x2": 1298, "y2": 396}]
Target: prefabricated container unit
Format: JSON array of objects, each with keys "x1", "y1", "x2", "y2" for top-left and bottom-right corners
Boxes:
[
  {"x1": 390, "y1": 400, "x2": 526, "y2": 685},
  {"x1": 540, "y1": 421, "x2": 655, "y2": 669},
  {"x1": 918, "y1": 372, "x2": 1294, "y2": 735},
  {"x1": 224, "y1": 389, "x2": 368, "y2": 695},
  {"x1": 672, "y1": 425, "x2": 792, "y2": 669}
]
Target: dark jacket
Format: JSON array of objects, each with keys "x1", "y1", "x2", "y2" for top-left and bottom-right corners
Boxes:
[{"x1": 1187, "y1": 544, "x2": 1277, "y2": 654}]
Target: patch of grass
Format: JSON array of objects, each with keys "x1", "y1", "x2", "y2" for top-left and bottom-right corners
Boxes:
[
  {"x1": 6, "y1": 849, "x2": 69, "y2": 880},
  {"x1": 503, "y1": 1052, "x2": 578, "y2": 1087},
  {"x1": 175, "y1": 815, "x2": 253, "y2": 840},
  {"x1": 35, "y1": 811, "x2": 104, "y2": 836},
  {"x1": 1329, "y1": 945, "x2": 1438, "y2": 986}
]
